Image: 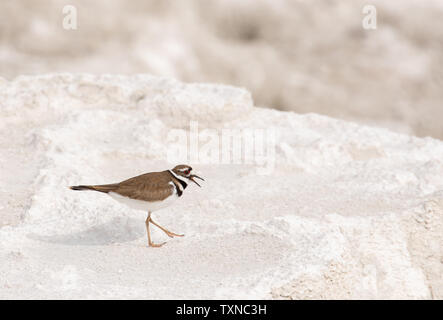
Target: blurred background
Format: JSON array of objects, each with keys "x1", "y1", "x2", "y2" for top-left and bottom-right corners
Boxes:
[{"x1": 1, "y1": 0, "x2": 442, "y2": 139}]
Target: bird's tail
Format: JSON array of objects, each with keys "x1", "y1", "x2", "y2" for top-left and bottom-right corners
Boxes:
[{"x1": 69, "y1": 184, "x2": 117, "y2": 193}]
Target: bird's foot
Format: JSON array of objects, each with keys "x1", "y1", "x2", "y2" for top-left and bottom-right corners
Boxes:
[
  {"x1": 165, "y1": 231, "x2": 184, "y2": 238},
  {"x1": 148, "y1": 241, "x2": 166, "y2": 248}
]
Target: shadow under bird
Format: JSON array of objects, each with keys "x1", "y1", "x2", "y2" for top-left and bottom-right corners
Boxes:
[{"x1": 69, "y1": 164, "x2": 204, "y2": 247}]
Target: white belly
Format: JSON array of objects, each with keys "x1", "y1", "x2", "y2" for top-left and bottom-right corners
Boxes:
[{"x1": 108, "y1": 191, "x2": 178, "y2": 212}]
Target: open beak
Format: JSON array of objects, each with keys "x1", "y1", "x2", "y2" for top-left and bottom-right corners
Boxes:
[{"x1": 189, "y1": 174, "x2": 204, "y2": 187}]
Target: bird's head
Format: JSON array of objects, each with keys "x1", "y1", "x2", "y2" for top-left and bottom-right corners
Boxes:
[{"x1": 171, "y1": 164, "x2": 204, "y2": 187}]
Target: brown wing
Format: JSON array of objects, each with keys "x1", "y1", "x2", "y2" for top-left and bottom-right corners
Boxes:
[{"x1": 113, "y1": 171, "x2": 174, "y2": 202}]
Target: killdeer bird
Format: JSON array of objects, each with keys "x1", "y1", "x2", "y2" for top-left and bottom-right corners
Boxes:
[{"x1": 70, "y1": 164, "x2": 204, "y2": 247}]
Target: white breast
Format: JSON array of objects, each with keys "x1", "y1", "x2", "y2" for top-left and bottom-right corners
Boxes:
[{"x1": 108, "y1": 182, "x2": 178, "y2": 212}]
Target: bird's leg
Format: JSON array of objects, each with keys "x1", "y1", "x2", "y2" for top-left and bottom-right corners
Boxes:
[
  {"x1": 148, "y1": 216, "x2": 184, "y2": 238},
  {"x1": 145, "y1": 212, "x2": 165, "y2": 247}
]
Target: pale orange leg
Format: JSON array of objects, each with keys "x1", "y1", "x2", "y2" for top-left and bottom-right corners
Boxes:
[
  {"x1": 145, "y1": 212, "x2": 165, "y2": 247},
  {"x1": 149, "y1": 216, "x2": 184, "y2": 238}
]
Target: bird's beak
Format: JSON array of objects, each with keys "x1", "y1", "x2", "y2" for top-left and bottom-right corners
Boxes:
[{"x1": 189, "y1": 174, "x2": 204, "y2": 187}]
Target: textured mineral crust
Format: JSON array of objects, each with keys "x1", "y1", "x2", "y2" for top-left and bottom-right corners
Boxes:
[{"x1": 0, "y1": 74, "x2": 442, "y2": 299}]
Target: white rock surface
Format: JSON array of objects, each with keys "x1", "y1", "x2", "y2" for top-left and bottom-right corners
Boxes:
[{"x1": 0, "y1": 74, "x2": 442, "y2": 299}]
